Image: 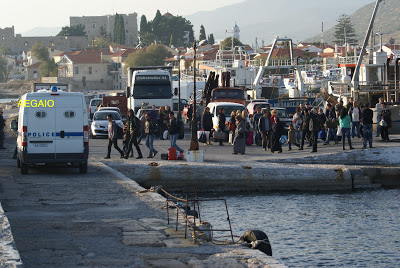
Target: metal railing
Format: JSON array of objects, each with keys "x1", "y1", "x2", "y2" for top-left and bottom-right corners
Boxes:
[{"x1": 162, "y1": 187, "x2": 234, "y2": 243}]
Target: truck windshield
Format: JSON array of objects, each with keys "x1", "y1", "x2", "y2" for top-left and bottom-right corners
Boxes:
[
  {"x1": 133, "y1": 84, "x2": 171, "y2": 99},
  {"x1": 213, "y1": 89, "x2": 244, "y2": 100}
]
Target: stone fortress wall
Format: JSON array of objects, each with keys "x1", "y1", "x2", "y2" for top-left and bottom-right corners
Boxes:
[
  {"x1": 70, "y1": 13, "x2": 138, "y2": 46},
  {"x1": 0, "y1": 26, "x2": 89, "y2": 52}
]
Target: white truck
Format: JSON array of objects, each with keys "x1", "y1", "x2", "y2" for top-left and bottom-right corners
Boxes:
[
  {"x1": 126, "y1": 66, "x2": 175, "y2": 113},
  {"x1": 15, "y1": 87, "x2": 89, "y2": 174}
]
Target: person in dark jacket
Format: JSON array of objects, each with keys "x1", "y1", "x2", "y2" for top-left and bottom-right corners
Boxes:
[
  {"x1": 258, "y1": 109, "x2": 271, "y2": 151},
  {"x1": 202, "y1": 107, "x2": 213, "y2": 145},
  {"x1": 299, "y1": 109, "x2": 311, "y2": 150},
  {"x1": 0, "y1": 108, "x2": 5, "y2": 149},
  {"x1": 158, "y1": 106, "x2": 167, "y2": 140},
  {"x1": 168, "y1": 111, "x2": 184, "y2": 153},
  {"x1": 380, "y1": 102, "x2": 392, "y2": 141},
  {"x1": 324, "y1": 103, "x2": 338, "y2": 145},
  {"x1": 145, "y1": 113, "x2": 158, "y2": 158},
  {"x1": 309, "y1": 108, "x2": 320, "y2": 153},
  {"x1": 217, "y1": 108, "x2": 226, "y2": 146},
  {"x1": 362, "y1": 103, "x2": 373, "y2": 149},
  {"x1": 253, "y1": 106, "x2": 263, "y2": 131},
  {"x1": 149, "y1": 105, "x2": 158, "y2": 123},
  {"x1": 125, "y1": 109, "x2": 143, "y2": 159},
  {"x1": 233, "y1": 115, "x2": 246, "y2": 155},
  {"x1": 105, "y1": 114, "x2": 124, "y2": 159},
  {"x1": 270, "y1": 117, "x2": 284, "y2": 153}
]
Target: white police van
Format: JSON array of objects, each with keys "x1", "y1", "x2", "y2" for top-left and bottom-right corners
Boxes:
[{"x1": 16, "y1": 87, "x2": 89, "y2": 174}]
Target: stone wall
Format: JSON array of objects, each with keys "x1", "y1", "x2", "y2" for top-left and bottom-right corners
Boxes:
[
  {"x1": 0, "y1": 26, "x2": 89, "y2": 52},
  {"x1": 70, "y1": 13, "x2": 138, "y2": 46}
]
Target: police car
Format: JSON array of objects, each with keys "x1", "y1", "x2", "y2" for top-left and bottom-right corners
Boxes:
[{"x1": 15, "y1": 87, "x2": 89, "y2": 174}]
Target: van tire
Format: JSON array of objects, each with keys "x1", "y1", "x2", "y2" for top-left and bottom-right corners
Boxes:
[
  {"x1": 79, "y1": 162, "x2": 88, "y2": 174},
  {"x1": 20, "y1": 160, "x2": 28, "y2": 175}
]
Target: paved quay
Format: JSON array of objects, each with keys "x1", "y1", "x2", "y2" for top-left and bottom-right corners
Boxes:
[
  {"x1": 89, "y1": 133, "x2": 400, "y2": 192},
  {"x1": 0, "y1": 137, "x2": 284, "y2": 267}
]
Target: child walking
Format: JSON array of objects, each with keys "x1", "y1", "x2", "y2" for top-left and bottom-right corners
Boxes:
[{"x1": 287, "y1": 124, "x2": 300, "y2": 151}]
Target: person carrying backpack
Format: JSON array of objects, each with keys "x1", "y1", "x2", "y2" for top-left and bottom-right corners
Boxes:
[{"x1": 124, "y1": 109, "x2": 143, "y2": 159}]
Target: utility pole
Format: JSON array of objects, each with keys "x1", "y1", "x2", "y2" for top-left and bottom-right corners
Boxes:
[{"x1": 190, "y1": 42, "x2": 199, "y2": 151}]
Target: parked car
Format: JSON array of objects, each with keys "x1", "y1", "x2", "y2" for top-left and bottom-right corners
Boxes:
[
  {"x1": 91, "y1": 111, "x2": 124, "y2": 139},
  {"x1": 99, "y1": 107, "x2": 121, "y2": 116},
  {"x1": 247, "y1": 102, "x2": 271, "y2": 116},
  {"x1": 207, "y1": 102, "x2": 246, "y2": 131},
  {"x1": 262, "y1": 107, "x2": 292, "y2": 133}
]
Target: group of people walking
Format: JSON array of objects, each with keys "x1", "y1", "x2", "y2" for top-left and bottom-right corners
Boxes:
[{"x1": 105, "y1": 105, "x2": 183, "y2": 159}]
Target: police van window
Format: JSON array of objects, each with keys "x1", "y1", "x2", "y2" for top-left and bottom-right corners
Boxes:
[
  {"x1": 35, "y1": 111, "x2": 46, "y2": 118},
  {"x1": 64, "y1": 111, "x2": 75, "y2": 118}
]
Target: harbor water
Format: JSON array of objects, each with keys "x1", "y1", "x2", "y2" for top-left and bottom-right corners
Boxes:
[{"x1": 199, "y1": 189, "x2": 400, "y2": 267}]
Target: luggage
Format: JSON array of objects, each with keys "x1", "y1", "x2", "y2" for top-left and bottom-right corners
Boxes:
[
  {"x1": 246, "y1": 131, "x2": 254, "y2": 145},
  {"x1": 168, "y1": 147, "x2": 177, "y2": 160},
  {"x1": 198, "y1": 131, "x2": 207, "y2": 143},
  {"x1": 255, "y1": 132, "x2": 262, "y2": 146},
  {"x1": 213, "y1": 130, "x2": 226, "y2": 140},
  {"x1": 161, "y1": 153, "x2": 168, "y2": 160},
  {"x1": 229, "y1": 132, "x2": 234, "y2": 144}
]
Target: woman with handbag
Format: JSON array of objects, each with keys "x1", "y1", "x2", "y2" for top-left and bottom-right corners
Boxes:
[
  {"x1": 270, "y1": 117, "x2": 284, "y2": 153},
  {"x1": 202, "y1": 107, "x2": 213, "y2": 145},
  {"x1": 339, "y1": 108, "x2": 354, "y2": 150},
  {"x1": 233, "y1": 115, "x2": 246, "y2": 155},
  {"x1": 217, "y1": 108, "x2": 226, "y2": 146}
]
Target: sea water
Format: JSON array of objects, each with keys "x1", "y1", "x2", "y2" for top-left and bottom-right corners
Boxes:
[{"x1": 198, "y1": 189, "x2": 400, "y2": 267}]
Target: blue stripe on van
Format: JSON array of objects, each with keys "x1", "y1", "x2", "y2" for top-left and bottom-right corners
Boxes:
[{"x1": 55, "y1": 132, "x2": 84, "y2": 137}]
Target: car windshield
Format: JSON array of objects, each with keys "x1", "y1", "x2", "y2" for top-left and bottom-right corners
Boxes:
[
  {"x1": 213, "y1": 89, "x2": 244, "y2": 100},
  {"x1": 94, "y1": 112, "x2": 121, "y2": 121},
  {"x1": 90, "y1": 100, "x2": 102, "y2": 106},
  {"x1": 274, "y1": 109, "x2": 288, "y2": 118},
  {"x1": 133, "y1": 84, "x2": 172, "y2": 99},
  {"x1": 214, "y1": 106, "x2": 246, "y2": 117}
]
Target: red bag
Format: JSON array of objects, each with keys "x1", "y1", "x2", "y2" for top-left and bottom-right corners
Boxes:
[
  {"x1": 246, "y1": 131, "x2": 254, "y2": 145},
  {"x1": 168, "y1": 147, "x2": 177, "y2": 160}
]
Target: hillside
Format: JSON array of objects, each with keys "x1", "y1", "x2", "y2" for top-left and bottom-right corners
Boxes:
[
  {"x1": 186, "y1": 0, "x2": 372, "y2": 46},
  {"x1": 306, "y1": 0, "x2": 400, "y2": 44}
]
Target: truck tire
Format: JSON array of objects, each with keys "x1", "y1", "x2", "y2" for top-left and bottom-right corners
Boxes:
[
  {"x1": 79, "y1": 162, "x2": 88, "y2": 174},
  {"x1": 20, "y1": 159, "x2": 28, "y2": 175}
]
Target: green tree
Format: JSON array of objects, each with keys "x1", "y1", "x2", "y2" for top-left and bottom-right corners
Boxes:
[
  {"x1": 0, "y1": 46, "x2": 11, "y2": 56},
  {"x1": 124, "y1": 44, "x2": 172, "y2": 67},
  {"x1": 333, "y1": 14, "x2": 357, "y2": 45},
  {"x1": 221, "y1": 37, "x2": 243, "y2": 50},
  {"x1": 39, "y1": 59, "x2": 58, "y2": 77},
  {"x1": 57, "y1": 24, "x2": 86, "y2": 36},
  {"x1": 93, "y1": 36, "x2": 112, "y2": 49},
  {"x1": 31, "y1": 42, "x2": 49, "y2": 61},
  {"x1": 140, "y1": 15, "x2": 150, "y2": 33},
  {"x1": 0, "y1": 57, "x2": 8, "y2": 82},
  {"x1": 199, "y1": 25, "x2": 206, "y2": 41},
  {"x1": 208, "y1": 34, "x2": 215, "y2": 45},
  {"x1": 113, "y1": 14, "x2": 126, "y2": 45}
]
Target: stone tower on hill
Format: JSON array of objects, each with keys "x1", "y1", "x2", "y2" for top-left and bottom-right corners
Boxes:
[{"x1": 70, "y1": 13, "x2": 138, "y2": 46}]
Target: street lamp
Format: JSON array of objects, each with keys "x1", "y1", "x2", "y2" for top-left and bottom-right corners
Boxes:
[
  {"x1": 174, "y1": 51, "x2": 185, "y2": 119},
  {"x1": 190, "y1": 42, "x2": 199, "y2": 151}
]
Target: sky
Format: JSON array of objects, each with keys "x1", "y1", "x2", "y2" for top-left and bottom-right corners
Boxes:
[{"x1": 0, "y1": 0, "x2": 245, "y2": 33}]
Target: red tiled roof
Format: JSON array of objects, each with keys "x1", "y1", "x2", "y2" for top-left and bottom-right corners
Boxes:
[
  {"x1": 112, "y1": 48, "x2": 136, "y2": 57},
  {"x1": 65, "y1": 50, "x2": 112, "y2": 64},
  {"x1": 26, "y1": 62, "x2": 42, "y2": 69}
]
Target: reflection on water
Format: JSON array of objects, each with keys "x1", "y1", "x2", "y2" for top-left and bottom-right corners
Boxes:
[{"x1": 198, "y1": 189, "x2": 400, "y2": 267}]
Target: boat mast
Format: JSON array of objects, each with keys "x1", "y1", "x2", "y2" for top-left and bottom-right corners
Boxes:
[{"x1": 351, "y1": 0, "x2": 383, "y2": 101}]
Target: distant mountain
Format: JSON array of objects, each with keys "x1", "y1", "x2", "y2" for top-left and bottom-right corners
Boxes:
[
  {"x1": 19, "y1": 27, "x2": 62, "y2": 37},
  {"x1": 306, "y1": 0, "x2": 400, "y2": 44},
  {"x1": 186, "y1": 0, "x2": 373, "y2": 46}
]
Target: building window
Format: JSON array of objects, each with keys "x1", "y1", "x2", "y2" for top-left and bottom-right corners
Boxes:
[
  {"x1": 89, "y1": 67, "x2": 92, "y2": 74},
  {"x1": 51, "y1": 48, "x2": 54, "y2": 52},
  {"x1": 126, "y1": 21, "x2": 128, "y2": 24},
  {"x1": 92, "y1": 23, "x2": 96, "y2": 29},
  {"x1": 74, "y1": 67, "x2": 79, "y2": 74},
  {"x1": 100, "y1": 79, "x2": 104, "y2": 83},
  {"x1": 1, "y1": 36, "x2": 4, "y2": 40},
  {"x1": 24, "y1": 42, "x2": 28, "y2": 46},
  {"x1": 126, "y1": 30, "x2": 128, "y2": 33}
]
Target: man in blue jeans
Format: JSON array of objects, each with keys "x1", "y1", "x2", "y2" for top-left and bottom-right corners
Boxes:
[
  {"x1": 145, "y1": 113, "x2": 158, "y2": 158},
  {"x1": 362, "y1": 103, "x2": 374, "y2": 149},
  {"x1": 168, "y1": 112, "x2": 184, "y2": 153}
]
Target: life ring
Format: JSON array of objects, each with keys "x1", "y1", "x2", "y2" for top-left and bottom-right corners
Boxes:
[
  {"x1": 273, "y1": 77, "x2": 279, "y2": 84},
  {"x1": 259, "y1": 78, "x2": 264, "y2": 85}
]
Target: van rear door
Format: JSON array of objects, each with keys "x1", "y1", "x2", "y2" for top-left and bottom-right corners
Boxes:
[
  {"x1": 54, "y1": 94, "x2": 85, "y2": 158},
  {"x1": 26, "y1": 95, "x2": 56, "y2": 158}
]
